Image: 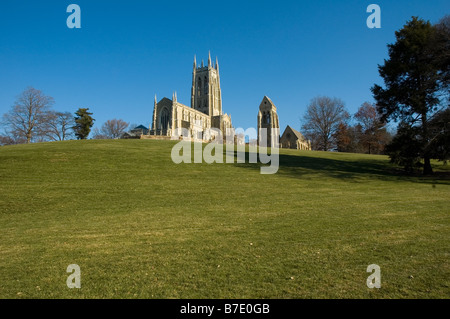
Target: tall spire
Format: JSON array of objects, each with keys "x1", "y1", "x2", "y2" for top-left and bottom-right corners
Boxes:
[
  {"x1": 208, "y1": 51, "x2": 212, "y2": 67},
  {"x1": 193, "y1": 55, "x2": 197, "y2": 69},
  {"x1": 201, "y1": 59, "x2": 204, "y2": 68},
  {"x1": 154, "y1": 94, "x2": 157, "y2": 105},
  {"x1": 215, "y1": 56, "x2": 219, "y2": 71}
]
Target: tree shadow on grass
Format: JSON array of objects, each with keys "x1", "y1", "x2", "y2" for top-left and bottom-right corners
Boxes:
[{"x1": 232, "y1": 151, "x2": 450, "y2": 186}]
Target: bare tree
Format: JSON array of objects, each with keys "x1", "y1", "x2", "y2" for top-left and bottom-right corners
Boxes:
[
  {"x1": 0, "y1": 135, "x2": 17, "y2": 146},
  {"x1": 92, "y1": 127, "x2": 109, "y2": 140},
  {"x1": 94, "y1": 119, "x2": 129, "y2": 139},
  {"x1": 0, "y1": 128, "x2": 27, "y2": 145},
  {"x1": 354, "y1": 102, "x2": 390, "y2": 154},
  {"x1": 2, "y1": 87, "x2": 54, "y2": 143},
  {"x1": 301, "y1": 96, "x2": 349, "y2": 151},
  {"x1": 41, "y1": 111, "x2": 75, "y2": 141}
]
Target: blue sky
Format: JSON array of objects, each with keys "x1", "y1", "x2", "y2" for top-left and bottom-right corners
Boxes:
[{"x1": 0, "y1": 0, "x2": 448, "y2": 133}]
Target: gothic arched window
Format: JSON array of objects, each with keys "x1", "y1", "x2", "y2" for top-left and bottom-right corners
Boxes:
[
  {"x1": 204, "y1": 76, "x2": 208, "y2": 95},
  {"x1": 160, "y1": 107, "x2": 170, "y2": 130},
  {"x1": 198, "y1": 77, "x2": 202, "y2": 96}
]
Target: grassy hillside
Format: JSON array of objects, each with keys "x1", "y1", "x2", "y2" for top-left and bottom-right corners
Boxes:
[{"x1": 0, "y1": 139, "x2": 448, "y2": 299}]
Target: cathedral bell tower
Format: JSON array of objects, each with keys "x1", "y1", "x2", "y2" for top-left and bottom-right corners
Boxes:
[
  {"x1": 257, "y1": 96, "x2": 280, "y2": 148},
  {"x1": 191, "y1": 52, "x2": 222, "y2": 116}
]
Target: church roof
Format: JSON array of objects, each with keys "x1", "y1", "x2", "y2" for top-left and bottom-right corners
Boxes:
[
  {"x1": 133, "y1": 125, "x2": 148, "y2": 130},
  {"x1": 263, "y1": 96, "x2": 274, "y2": 105},
  {"x1": 260, "y1": 96, "x2": 276, "y2": 109},
  {"x1": 284, "y1": 125, "x2": 306, "y2": 141}
]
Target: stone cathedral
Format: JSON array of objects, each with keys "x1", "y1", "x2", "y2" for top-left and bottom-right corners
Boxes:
[
  {"x1": 150, "y1": 52, "x2": 232, "y2": 139},
  {"x1": 145, "y1": 53, "x2": 311, "y2": 150}
]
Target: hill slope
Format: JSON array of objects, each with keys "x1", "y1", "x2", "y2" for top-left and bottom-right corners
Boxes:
[{"x1": 0, "y1": 139, "x2": 448, "y2": 298}]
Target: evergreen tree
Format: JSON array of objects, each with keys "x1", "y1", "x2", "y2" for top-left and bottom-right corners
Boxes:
[
  {"x1": 73, "y1": 108, "x2": 95, "y2": 140},
  {"x1": 372, "y1": 17, "x2": 449, "y2": 174}
]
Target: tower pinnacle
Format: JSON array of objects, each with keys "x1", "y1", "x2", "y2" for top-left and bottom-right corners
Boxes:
[{"x1": 191, "y1": 53, "x2": 222, "y2": 116}]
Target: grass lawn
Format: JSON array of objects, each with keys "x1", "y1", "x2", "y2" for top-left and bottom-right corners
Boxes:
[{"x1": 0, "y1": 139, "x2": 448, "y2": 299}]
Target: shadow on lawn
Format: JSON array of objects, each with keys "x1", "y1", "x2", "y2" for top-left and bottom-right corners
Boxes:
[{"x1": 233, "y1": 151, "x2": 450, "y2": 185}]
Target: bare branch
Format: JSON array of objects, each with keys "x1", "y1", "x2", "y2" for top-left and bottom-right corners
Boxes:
[{"x1": 2, "y1": 87, "x2": 54, "y2": 143}]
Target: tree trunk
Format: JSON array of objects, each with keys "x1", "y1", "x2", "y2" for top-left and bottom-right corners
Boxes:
[
  {"x1": 422, "y1": 113, "x2": 433, "y2": 175},
  {"x1": 423, "y1": 156, "x2": 433, "y2": 175}
]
